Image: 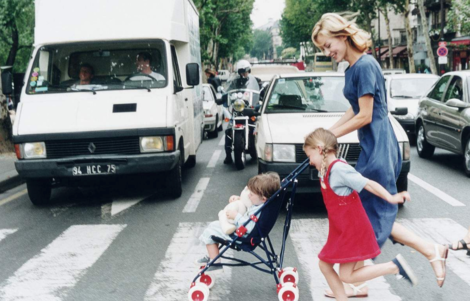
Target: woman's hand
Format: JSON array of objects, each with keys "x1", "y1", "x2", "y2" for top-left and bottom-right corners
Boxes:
[
  {"x1": 388, "y1": 191, "x2": 411, "y2": 204},
  {"x1": 226, "y1": 210, "x2": 238, "y2": 220},
  {"x1": 229, "y1": 195, "x2": 240, "y2": 203}
]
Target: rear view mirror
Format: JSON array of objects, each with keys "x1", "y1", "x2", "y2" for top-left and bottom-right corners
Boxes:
[
  {"x1": 1, "y1": 66, "x2": 13, "y2": 95},
  {"x1": 186, "y1": 63, "x2": 200, "y2": 86},
  {"x1": 393, "y1": 107, "x2": 408, "y2": 116}
]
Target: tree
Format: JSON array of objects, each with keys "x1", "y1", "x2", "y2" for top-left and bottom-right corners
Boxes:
[
  {"x1": 281, "y1": 47, "x2": 297, "y2": 59},
  {"x1": 250, "y1": 30, "x2": 272, "y2": 59},
  {"x1": 447, "y1": 0, "x2": 470, "y2": 35},
  {"x1": 417, "y1": 0, "x2": 437, "y2": 74}
]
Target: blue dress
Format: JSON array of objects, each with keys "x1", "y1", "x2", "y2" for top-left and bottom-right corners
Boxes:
[{"x1": 343, "y1": 55, "x2": 402, "y2": 248}]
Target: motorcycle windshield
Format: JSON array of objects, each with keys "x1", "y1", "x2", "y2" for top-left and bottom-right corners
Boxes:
[
  {"x1": 226, "y1": 75, "x2": 260, "y2": 107},
  {"x1": 227, "y1": 89, "x2": 260, "y2": 108}
]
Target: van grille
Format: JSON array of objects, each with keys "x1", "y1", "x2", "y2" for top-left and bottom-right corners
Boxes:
[
  {"x1": 45, "y1": 136, "x2": 141, "y2": 159},
  {"x1": 295, "y1": 143, "x2": 361, "y2": 163}
]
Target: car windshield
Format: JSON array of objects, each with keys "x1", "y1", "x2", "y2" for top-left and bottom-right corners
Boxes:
[
  {"x1": 26, "y1": 40, "x2": 168, "y2": 95},
  {"x1": 264, "y1": 76, "x2": 350, "y2": 113},
  {"x1": 390, "y1": 78, "x2": 438, "y2": 98}
]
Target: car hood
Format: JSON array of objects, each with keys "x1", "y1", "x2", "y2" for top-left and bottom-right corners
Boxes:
[{"x1": 264, "y1": 113, "x2": 359, "y2": 143}]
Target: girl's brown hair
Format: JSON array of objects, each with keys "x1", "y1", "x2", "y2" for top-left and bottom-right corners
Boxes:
[
  {"x1": 311, "y1": 13, "x2": 372, "y2": 54},
  {"x1": 303, "y1": 128, "x2": 338, "y2": 179}
]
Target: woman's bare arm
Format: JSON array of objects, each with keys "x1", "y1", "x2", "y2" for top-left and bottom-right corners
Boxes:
[
  {"x1": 330, "y1": 95, "x2": 374, "y2": 138},
  {"x1": 329, "y1": 107, "x2": 355, "y2": 132}
]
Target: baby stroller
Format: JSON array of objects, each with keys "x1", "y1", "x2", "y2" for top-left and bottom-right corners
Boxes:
[{"x1": 188, "y1": 159, "x2": 310, "y2": 301}]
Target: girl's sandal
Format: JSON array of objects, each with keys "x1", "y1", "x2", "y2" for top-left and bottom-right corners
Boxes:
[
  {"x1": 324, "y1": 283, "x2": 368, "y2": 298},
  {"x1": 429, "y1": 244, "x2": 448, "y2": 288},
  {"x1": 447, "y1": 239, "x2": 470, "y2": 256}
]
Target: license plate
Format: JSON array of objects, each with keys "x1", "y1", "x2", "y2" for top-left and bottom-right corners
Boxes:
[{"x1": 72, "y1": 164, "x2": 116, "y2": 176}]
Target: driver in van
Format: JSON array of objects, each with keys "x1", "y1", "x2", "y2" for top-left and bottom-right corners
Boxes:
[
  {"x1": 78, "y1": 63, "x2": 95, "y2": 85},
  {"x1": 134, "y1": 52, "x2": 165, "y2": 81}
]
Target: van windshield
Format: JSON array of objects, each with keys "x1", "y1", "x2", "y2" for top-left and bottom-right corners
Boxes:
[
  {"x1": 265, "y1": 76, "x2": 350, "y2": 113},
  {"x1": 26, "y1": 40, "x2": 168, "y2": 94}
]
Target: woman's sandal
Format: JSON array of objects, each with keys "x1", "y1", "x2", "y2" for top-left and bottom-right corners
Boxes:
[
  {"x1": 447, "y1": 239, "x2": 470, "y2": 256},
  {"x1": 429, "y1": 244, "x2": 448, "y2": 288},
  {"x1": 324, "y1": 283, "x2": 368, "y2": 298}
]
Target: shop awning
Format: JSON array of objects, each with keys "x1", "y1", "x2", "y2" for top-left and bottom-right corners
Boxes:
[
  {"x1": 381, "y1": 46, "x2": 407, "y2": 59},
  {"x1": 451, "y1": 37, "x2": 470, "y2": 45}
]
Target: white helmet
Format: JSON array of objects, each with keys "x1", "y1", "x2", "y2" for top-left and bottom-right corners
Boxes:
[{"x1": 236, "y1": 60, "x2": 251, "y2": 75}]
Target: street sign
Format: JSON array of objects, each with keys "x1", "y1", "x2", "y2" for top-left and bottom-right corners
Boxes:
[
  {"x1": 438, "y1": 56, "x2": 448, "y2": 64},
  {"x1": 437, "y1": 46, "x2": 448, "y2": 57},
  {"x1": 438, "y1": 41, "x2": 447, "y2": 47}
]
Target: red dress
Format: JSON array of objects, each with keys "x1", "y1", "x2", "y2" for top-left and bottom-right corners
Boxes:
[{"x1": 318, "y1": 160, "x2": 380, "y2": 264}]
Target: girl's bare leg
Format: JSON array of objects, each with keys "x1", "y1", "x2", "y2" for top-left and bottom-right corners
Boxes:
[
  {"x1": 324, "y1": 261, "x2": 369, "y2": 297},
  {"x1": 339, "y1": 261, "x2": 398, "y2": 284},
  {"x1": 319, "y1": 260, "x2": 348, "y2": 301}
]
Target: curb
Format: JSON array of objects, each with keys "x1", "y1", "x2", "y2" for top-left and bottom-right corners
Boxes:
[{"x1": 0, "y1": 171, "x2": 24, "y2": 193}]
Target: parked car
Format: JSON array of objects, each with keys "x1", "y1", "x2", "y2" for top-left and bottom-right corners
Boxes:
[
  {"x1": 202, "y1": 84, "x2": 223, "y2": 138},
  {"x1": 416, "y1": 71, "x2": 470, "y2": 176},
  {"x1": 217, "y1": 69, "x2": 230, "y2": 81},
  {"x1": 256, "y1": 73, "x2": 410, "y2": 194},
  {"x1": 383, "y1": 69, "x2": 406, "y2": 76},
  {"x1": 386, "y1": 74, "x2": 439, "y2": 137}
]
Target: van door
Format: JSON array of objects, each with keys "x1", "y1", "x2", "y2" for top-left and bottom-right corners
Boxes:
[{"x1": 171, "y1": 45, "x2": 188, "y2": 160}]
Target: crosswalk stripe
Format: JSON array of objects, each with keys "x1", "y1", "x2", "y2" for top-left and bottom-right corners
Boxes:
[
  {"x1": 0, "y1": 229, "x2": 17, "y2": 243},
  {"x1": 183, "y1": 178, "x2": 211, "y2": 213},
  {"x1": 290, "y1": 219, "x2": 401, "y2": 301},
  {"x1": 397, "y1": 218, "x2": 470, "y2": 287},
  {"x1": 145, "y1": 222, "x2": 233, "y2": 300},
  {"x1": 408, "y1": 174, "x2": 465, "y2": 206},
  {"x1": 218, "y1": 136, "x2": 225, "y2": 146},
  {"x1": 0, "y1": 225, "x2": 126, "y2": 301}
]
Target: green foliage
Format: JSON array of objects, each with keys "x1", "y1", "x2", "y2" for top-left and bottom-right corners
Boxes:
[
  {"x1": 276, "y1": 46, "x2": 284, "y2": 57},
  {"x1": 250, "y1": 29, "x2": 272, "y2": 59},
  {"x1": 447, "y1": 0, "x2": 470, "y2": 36},
  {"x1": 281, "y1": 47, "x2": 297, "y2": 59},
  {"x1": 0, "y1": 0, "x2": 34, "y2": 72}
]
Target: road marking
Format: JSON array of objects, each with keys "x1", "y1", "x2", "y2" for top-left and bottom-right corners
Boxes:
[
  {"x1": 0, "y1": 189, "x2": 27, "y2": 207},
  {"x1": 207, "y1": 150, "x2": 222, "y2": 168},
  {"x1": 398, "y1": 218, "x2": 470, "y2": 287},
  {"x1": 290, "y1": 219, "x2": 401, "y2": 301},
  {"x1": 0, "y1": 224, "x2": 126, "y2": 301},
  {"x1": 145, "y1": 222, "x2": 233, "y2": 301},
  {"x1": 183, "y1": 177, "x2": 210, "y2": 213},
  {"x1": 0, "y1": 229, "x2": 17, "y2": 243},
  {"x1": 408, "y1": 173, "x2": 465, "y2": 206},
  {"x1": 218, "y1": 136, "x2": 225, "y2": 146}
]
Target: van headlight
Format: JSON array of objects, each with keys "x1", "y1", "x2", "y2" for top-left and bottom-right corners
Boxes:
[
  {"x1": 22, "y1": 142, "x2": 47, "y2": 159},
  {"x1": 140, "y1": 136, "x2": 174, "y2": 152},
  {"x1": 273, "y1": 144, "x2": 295, "y2": 162},
  {"x1": 233, "y1": 99, "x2": 245, "y2": 112}
]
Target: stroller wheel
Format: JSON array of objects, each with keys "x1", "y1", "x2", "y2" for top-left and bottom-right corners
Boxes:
[
  {"x1": 197, "y1": 273, "x2": 215, "y2": 289},
  {"x1": 279, "y1": 267, "x2": 299, "y2": 285},
  {"x1": 277, "y1": 283, "x2": 299, "y2": 301},
  {"x1": 188, "y1": 283, "x2": 209, "y2": 301}
]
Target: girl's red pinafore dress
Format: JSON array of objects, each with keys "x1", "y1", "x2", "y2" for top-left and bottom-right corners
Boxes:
[{"x1": 318, "y1": 160, "x2": 381, "y2": 264}]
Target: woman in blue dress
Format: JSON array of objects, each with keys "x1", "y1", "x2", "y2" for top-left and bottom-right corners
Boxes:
[{"x1": 311, "y1": 13, "x2": 448, "y2": 297}]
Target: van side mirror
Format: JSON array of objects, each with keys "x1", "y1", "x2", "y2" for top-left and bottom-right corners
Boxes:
[
  {"x1": 1, "y1": 67, "x2": 13, "y2": 95},
  {"x1": 186, "y1": 63, "x2": 200, "y2": 86}
]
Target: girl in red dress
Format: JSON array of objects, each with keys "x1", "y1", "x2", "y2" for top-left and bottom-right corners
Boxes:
[{"x1": 304, "y1": 128, "x2": 417, "y2": 301}]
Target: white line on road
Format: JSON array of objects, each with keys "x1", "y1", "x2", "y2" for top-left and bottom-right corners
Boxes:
[
  {"x1": 145, "y1": 222, "x2": 233, "y2": 301},
  {"x1": 183, "y1": 177, "x2": 211, "y2": 213},
  {"x1": 207, "y1": 150, "x2": 222, "y2": 168},
  {"x1": 0, "y1": 229, "x2": 17, "y2": 243},
  {"x1": 0, "y1": 189, "x2": 27, "y2": 207},
  {"x1": 218, "y1": 136, "x2": 225, "y2": 146},
  {"x1": 408, "y1": 173, "x2": 465, "y2": 206},
  {"x1": 290, "y1": 219, "x2": 401, "y2": 301},
  {"x1": 0, "y1": 225, "x2": 126, "y2": 301}
]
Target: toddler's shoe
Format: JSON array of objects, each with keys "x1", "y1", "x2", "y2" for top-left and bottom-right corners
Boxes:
[
  {"x1": 393, "y1": 254, "x2": 418, "y2": 286},
  {"x1": 194, "y1": 255, "x2": 210, "y2": 266}
]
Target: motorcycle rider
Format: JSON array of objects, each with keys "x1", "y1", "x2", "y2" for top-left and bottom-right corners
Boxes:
[{"x1": 221, "y1": 60, "x2": 260, "y2": 164}]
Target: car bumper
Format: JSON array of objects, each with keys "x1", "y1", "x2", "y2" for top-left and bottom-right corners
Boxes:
[
  {"x1": 258, "y1": 159, "x2": 410, "y2": 193},
  {"x1": 204, "y1": 116, "x2": 216, "y2": 131},
  {"x1": 15, "y1": 151, "x2": 180, "y2": 179}
]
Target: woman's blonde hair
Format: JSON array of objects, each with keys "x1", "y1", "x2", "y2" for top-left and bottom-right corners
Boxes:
[
  {"x1": 303, "y1": 128, "x2": 338, "y2": 179},
  {"x1": 311, "y1": 13, "x2": 372, "y2": 54}
]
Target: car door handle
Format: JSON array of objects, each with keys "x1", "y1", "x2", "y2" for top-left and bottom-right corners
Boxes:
[
  {"x1": 185, "y1": 98, "x2": 188, "y2": 101},
  {"x1": 438, "y1": 112, "x2": 442, "y2": 115}
]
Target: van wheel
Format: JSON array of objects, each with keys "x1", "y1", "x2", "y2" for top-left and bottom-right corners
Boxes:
[
  {"x1": 185, "y1": 155, "x2": 196, "y2": 169},
  {"x1": 464, "y1": 136, "x2": 470, "y2": 177},
  {"x1": 416, "y1": 124, "x2": 434, "y2": 158},
  {"x1": 167, "y1": 151, "x2": 183, "y2": 198},
  {"x1": 26, "y1": 179, "x2": 52, "y2": 206},
  {"x1": 234, "y1": 131, "x2": 246, "y2": 170}
]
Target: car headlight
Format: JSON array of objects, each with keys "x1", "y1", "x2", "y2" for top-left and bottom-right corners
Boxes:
[
  {"x1": 264, "y1": 143, "x2": 273, "y2": 162},
  {"x1": 22, "y1": 142, "x2": 47, "y2": 159},
  {"x1": 402, "y1": 142, "x2": 410, "y2": 160},
  {"x1": 140, "y1": 136, "x2": 174, "y2": 152},
  {"x1": 273, "y1": 144, "x2": 295, "y2": 162},
  {"x1": 233, "y1": 99, "x2": 245, "y2": 112}
]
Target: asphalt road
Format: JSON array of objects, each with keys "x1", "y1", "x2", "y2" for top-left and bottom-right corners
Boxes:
[{"x1": 0, "y1": 131, "x2": 469, "y2": 301}]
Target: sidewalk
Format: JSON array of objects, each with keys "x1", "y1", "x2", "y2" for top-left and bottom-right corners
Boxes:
[{"x1": 0, "y1": 153, "x2": 23, "y2": 192}]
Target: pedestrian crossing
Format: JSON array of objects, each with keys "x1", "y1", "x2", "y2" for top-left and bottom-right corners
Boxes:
[{"x1": 0, "y1": 219, "x2": 468, "y2": 300}]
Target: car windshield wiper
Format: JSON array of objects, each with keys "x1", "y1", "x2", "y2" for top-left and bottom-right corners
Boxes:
[
  {"x1": 306, "y1": 108, "x2": 328, "y2": 112},
  {"x1": 392, "y1": 95, "x2": 413, "y2": 98},
  {"x1": 274, "y1": 104, "x2": 307, "y2": 110},
  {"x1": 129, "y1": 86, "x2": 151, "y2": 92}
]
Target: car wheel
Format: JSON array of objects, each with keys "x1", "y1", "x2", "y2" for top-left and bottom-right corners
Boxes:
[
  {"x1": 26, "y1": 178, "x2": 52, "y2": 206},
  {"x1": 464, "y1": 137, "x2": 470, "y2": 177},
  {"x1": 416, "y1": 124, "x2": 435, "y2": 158},
  {"x1": 167, "y1": 148, "x2": 183, "y2": 198}
]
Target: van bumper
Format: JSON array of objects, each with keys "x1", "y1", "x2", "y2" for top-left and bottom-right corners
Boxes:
[
  {"x1": 15, "y1": 151, "x2": 180, "y2": 179},
  {"x1": 258, "y1": 159, "x2": 410, "y2": 193}
]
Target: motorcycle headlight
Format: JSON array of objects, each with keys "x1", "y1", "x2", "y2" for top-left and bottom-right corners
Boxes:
[
  {"x1": 23, "y1": 142, "x2": 47, "y2": 159},
  {"x1": 230, "y1": 93, "x2": 238, "y2": 101},
  {"x1": 237, "y1": 92, "x2": 243, "y2": 99},
  {"x1": 273, "y1": 144, "x2": 295, "y2": 162},
  {"x1": 243, "y1": 92, "x2": 250, "y2": 101},
  {"x1": 233, "y1": 99, "x2": 245, "y2": 112}
]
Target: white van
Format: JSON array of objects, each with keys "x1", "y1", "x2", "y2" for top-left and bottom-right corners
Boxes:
[{"x1": 4, "y1": 0, "x2": 204, "y2": 205}]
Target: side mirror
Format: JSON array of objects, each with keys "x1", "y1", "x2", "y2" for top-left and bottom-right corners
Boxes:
[
  {"x1": 216, "y1": 93, "x2": 226, "y2": 105},
  {"x1": 1, "y1": 66, "x2": 13, "y2": 95},
  {"x1": 186, "y1": 63, "x2": 200, "y2": 86},
  {"x1": 445, "y1": 98, "x2": 470, "y2": 110},
  {"x1": 392, "y1": 107, "x2": 408, "y2": 116}
]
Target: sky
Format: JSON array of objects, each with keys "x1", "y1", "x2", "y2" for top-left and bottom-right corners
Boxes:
[{"x1": 250, "y1": 0, "x2": 285, "y2": 29}]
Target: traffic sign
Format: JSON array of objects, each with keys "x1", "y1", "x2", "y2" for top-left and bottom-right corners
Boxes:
[
  {"x1": 438, "y1": 41, "x2": 447, "y2": 47},
  {"x1": 438, "y1": 56, "x2": 448, "y2": 64},
  {"x1": 437, "y1": 46, "x2": 448, "y2": 57}
]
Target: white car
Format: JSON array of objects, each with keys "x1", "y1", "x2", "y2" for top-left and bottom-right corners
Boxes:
[
  {"x1": 217, "y1": 69, "x2": 230, "y2": 81},
  {"x1": 256, "y1": 73, "x2": 410, "y2": 193},
  {"x1": 251, "y1": 64, "x2": 300, "y2": 83},
  {"x1": 385, "y1": 74, "x2": 439, "y2": 137},
  {"x1": 202, "y1": 84, "x2": 223, "y2": 138}
]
